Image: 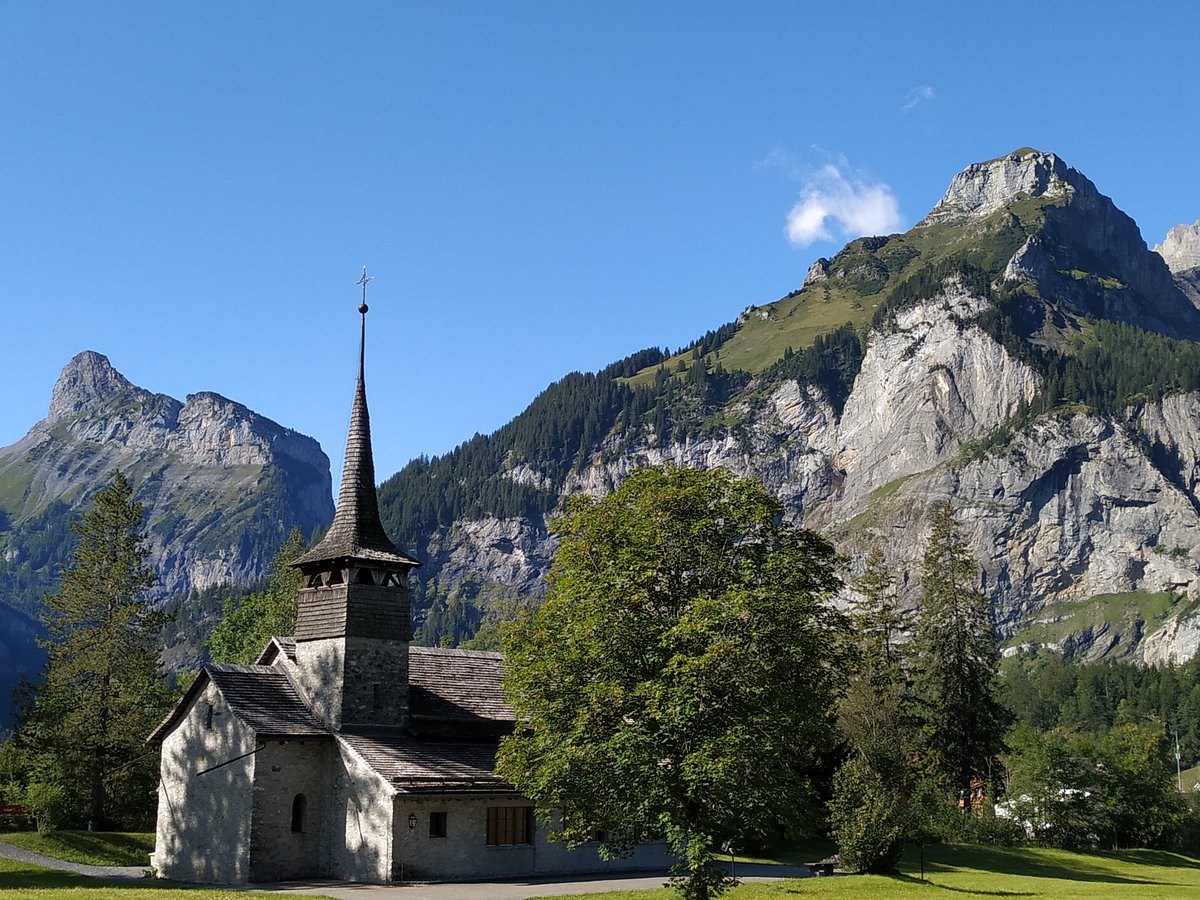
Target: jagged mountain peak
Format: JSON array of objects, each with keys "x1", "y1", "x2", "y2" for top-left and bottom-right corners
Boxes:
[
  {"x1": 1155, "y1": 219, "x2": 1200, "y2": 274},
  {"x1": 48, "y1": 350, "x2": 145, "y2": 421},
  {"x1": 2, "y1": 351, "x2": 334, "y2": 615},
  {"x1": 918, "y1": 148, "x2": 1083, "y2": 226}
]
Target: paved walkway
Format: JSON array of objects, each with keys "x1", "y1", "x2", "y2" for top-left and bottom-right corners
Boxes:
[
  {"x1": 0, "y1": 838, "x2": 810, "y2": 899},
  {"x1": 231, "y1": 863, "x2": 810, "y2": 899},
  {"x1": 0, "y1": 836, "x2": 151, "y2": 880}
]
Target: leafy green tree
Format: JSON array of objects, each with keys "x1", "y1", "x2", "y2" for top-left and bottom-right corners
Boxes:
[
  {"x1": 20, "y1": 471, "x2": 171, "y2": 828},
  {"x1": 911, "y1": 502, "x2": 1008, "y2": 809},
  {"x1": 1003, "y1": 723, "x2": 1104, "y2": 849},
  {"x1": 1098, "y1": 723, "x2": 1184, "y2": 849},
  {"x1": 207, "y1": 528, "x2": 306, "y2": 663},
  {"x1": 496, "y1": 465, "x2": 848, "y2": 900}
]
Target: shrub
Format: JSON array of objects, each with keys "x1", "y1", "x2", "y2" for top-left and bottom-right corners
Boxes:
[
  {"x1": 25, "y1": 780, "x2": 67, "y2": 835},
  {"x1": 829, "y1": 757, "x2": 906, "y2": 873}
]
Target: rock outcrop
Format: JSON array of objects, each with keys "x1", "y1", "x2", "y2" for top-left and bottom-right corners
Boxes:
[{"x1": 1155, "y1": 219, "x2": 1200, "y2": 274}]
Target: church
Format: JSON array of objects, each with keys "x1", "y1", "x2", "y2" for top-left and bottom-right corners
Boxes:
[{"x1": 148, "y1": 293, "x2": 669, "y2": 884}]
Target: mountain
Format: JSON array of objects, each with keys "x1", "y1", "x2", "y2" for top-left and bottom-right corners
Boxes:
[
  {"x1": 0, "y1": 352, "x2": 335, "y2": 725},
  {"x1": 379, "y1": 148, "x2": 1200, "y2": 665},
  {"x1": 0, "y1": 606, "x2": 41, "y2": 736}
]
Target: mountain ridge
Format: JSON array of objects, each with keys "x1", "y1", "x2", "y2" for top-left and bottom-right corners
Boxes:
[
  {"x1": 0, "y1": 352, "x2": 334, "y2": 615},
  {"x1": 378, "y1": 148, "x2": 1200, "y2": 664}
]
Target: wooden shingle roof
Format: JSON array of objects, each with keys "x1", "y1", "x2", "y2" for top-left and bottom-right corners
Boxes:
[
  {"x1": 291, "y1": 363, "x2": 418, "y2": 570},
  {"x1": 148, "y1": 663, "x2": 329, "y2": 743},
  {"x1": 339, "y1": 728, "x2": 512, "y2": 793},
  {"x1": 206, "y1": 665, "x2": 329, "y2": 736},
  {"x1": 408, "y1": 646, "x2": 514, "y2": 723}
]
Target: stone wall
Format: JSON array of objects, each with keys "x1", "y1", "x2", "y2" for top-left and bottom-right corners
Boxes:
[
  {"x1": 393, "y1": 795, "x2": 672, "y2": 881},
  {"x1": 151, "y1": 681, "x2": 256, "y2": 883},
  {"x1": 248, "y1": 739, "x2": 332, "y2": 882},
  {"x1": 327, "y1": 739, "x2": 395, "y2": 881}
]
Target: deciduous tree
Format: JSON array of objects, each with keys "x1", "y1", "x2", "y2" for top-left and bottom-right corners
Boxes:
[{"x1": 496, "y1": 465, "x2": 847, "y2": 900}]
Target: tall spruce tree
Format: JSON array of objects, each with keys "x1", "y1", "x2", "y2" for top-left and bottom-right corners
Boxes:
[
  {"x1": 911, "y1": 502, "x2": 1008, "y2": 809},
  {"x1": 22, "y1": 471, "x2": 171, "y2": 828}
]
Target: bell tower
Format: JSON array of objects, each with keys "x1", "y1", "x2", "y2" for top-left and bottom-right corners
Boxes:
[{"x1": 290, "y1": 270, "x2": 420, "y2": 730}]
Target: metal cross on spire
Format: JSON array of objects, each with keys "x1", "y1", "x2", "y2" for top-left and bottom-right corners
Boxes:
[
  {"x1": 355, "y1": 267, "x2": 374, "y2": 380},
  {"x1": 356, "y1": 266, "x2": 374, "y2": 315}
]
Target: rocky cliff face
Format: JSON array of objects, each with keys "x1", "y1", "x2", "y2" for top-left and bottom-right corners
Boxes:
[
  {"x1": 1155, "y1": 219, "x2": 1200, "y2": 274},
  {"x1": 0, "y1": 352, "x2": 334, "y2": 614},
  {"x1": 383, "y1": 149, "x2": 1200, "y2": 665}
]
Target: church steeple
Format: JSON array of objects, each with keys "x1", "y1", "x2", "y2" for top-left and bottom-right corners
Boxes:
[
  {"x1": 289, "y1": 271, "x2": 417, "y2": 731},
  {"x1": 293, "y1": 271, "x2": 419, "y2": 571}
]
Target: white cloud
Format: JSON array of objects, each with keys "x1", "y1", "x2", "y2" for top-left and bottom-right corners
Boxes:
[
  {"x1": 902, "y1": 85, "x2": 935, "y2": 112},
  {"x1": 785, "y1": 163, "x2": 903, "y2": 247}
]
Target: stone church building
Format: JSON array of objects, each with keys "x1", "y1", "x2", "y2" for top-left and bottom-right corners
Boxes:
[{"x1": 148, "y1": 302, "x2": 668, "y2": 884}]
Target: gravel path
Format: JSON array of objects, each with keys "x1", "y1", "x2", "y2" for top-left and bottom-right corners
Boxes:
[{"x1": 0, "y1": 836, "x2": 151, "y2": 880}]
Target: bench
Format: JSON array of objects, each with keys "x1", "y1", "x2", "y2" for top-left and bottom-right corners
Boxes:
[
  {"x1": 806, "y1": 861, "x2": 835, "y2": 877},
  {"x1": 0, "y1": 804, "x2": 31, "y2": 820}
]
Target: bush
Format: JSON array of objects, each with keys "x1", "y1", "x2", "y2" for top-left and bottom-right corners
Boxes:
[
  {"x1": 25, "y1": 780, "x2": 67, "y2": 835},
  {"x1": 960, "y1": 811, "x2": 1025, "y2": 846},
  {"x1": 829, "y1": 757, "x2": 907, "y2": 873}
]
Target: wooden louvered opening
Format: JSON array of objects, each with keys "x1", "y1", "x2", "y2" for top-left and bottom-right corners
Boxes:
[{"x1": 486, "y1": 806, "x2": 533, "y2": 845}]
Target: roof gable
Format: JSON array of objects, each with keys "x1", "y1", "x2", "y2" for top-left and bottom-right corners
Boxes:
[{"x1": 148, "y1": 662, "x2": 328, "y2": 743}]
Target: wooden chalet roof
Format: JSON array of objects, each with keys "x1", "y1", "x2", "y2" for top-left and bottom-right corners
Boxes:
[
  {"x1": 339, "y1": 728, "x2": 512, "y2": 793},
  {"x1": 148, "y1": 663, "x2": 328, "y2": 743}
]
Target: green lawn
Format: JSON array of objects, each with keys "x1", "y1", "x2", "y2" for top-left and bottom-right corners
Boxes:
[
  {"x1": 0, "y1": 831, "x2": 156, "y2": 867},
  {"x1": 531, "y1": 843, "x2": 1200, "y2": 900},
  {"x1": 1182, "y1": 764, "x2": 1200, "y2": 791},
  {"x1": 0, "y1": 857, "x2": 334, "y2": 898}
]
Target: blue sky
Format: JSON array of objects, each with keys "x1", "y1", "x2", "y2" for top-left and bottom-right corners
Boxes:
[{"x1": 2, "y1": 1, "x2": 1198, "y2": 486}]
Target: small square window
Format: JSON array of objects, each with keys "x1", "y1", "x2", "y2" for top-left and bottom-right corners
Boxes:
[{"x1": 429, "y1": 811, "x2": 447, "y2": 838}]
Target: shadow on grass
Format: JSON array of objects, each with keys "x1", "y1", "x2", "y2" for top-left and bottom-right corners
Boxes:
[
  {"x1": 0, "y1": 862, "x2": 174, "y2": 893},
  {"x1": 900, "y1": 844, "x2": 1171, "y2": 886},
  {"x1": 884, "y1": 871, "x2": 1034, "y2": 895},
  {"x1": 1103, "y1": 849, "x2": 1200, "y2": 871},
  {"x1": 0, "y1": 830, "x2": 155, "y2": 867}
]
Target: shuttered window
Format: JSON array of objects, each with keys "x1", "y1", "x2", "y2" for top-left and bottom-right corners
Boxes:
[{"x1": 486, "y1": 806, "x2": 533, "y2": 845}]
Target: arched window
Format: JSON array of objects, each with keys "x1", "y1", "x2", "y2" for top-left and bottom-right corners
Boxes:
[{"x1": 291, "y1": 794, "x2": 307, "y2": 833}]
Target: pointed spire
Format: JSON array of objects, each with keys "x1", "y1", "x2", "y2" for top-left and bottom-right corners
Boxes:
[{"x1": 292, "y1": 272, "x2": 419, "y2": 570}]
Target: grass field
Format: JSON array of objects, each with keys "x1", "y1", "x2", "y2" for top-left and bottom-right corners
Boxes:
[
  {"x1": 529, "y1": 843, "x2": 1200, "y2": 900},
  {"x1": 0, "y1": 831, "x2": 155, "y2": 867},
  {"x1": 1, "y1": 838, "x2": 1196, "y2": 899},
  {"x1": 0, "y1": 856, "x2": 335, "y2": 898}
]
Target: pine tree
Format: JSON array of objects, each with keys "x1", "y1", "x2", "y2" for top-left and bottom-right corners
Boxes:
[
  {"x1": 852, "y1": 547, "x2": 904, "y2": 675},
  {"x1": 911, "y1": 502, "x2": 1008, "y2": 810},
  {"x1": 22, "y1": 471, "x2": 171, "y2": 828},
  {"x1": 830, "y1": 547, "x2": 912, "y2": 872}
]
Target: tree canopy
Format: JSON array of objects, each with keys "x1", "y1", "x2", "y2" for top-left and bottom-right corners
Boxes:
[{"x1": 495, "y1": 464, "x2": 848, "y2": 900}]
